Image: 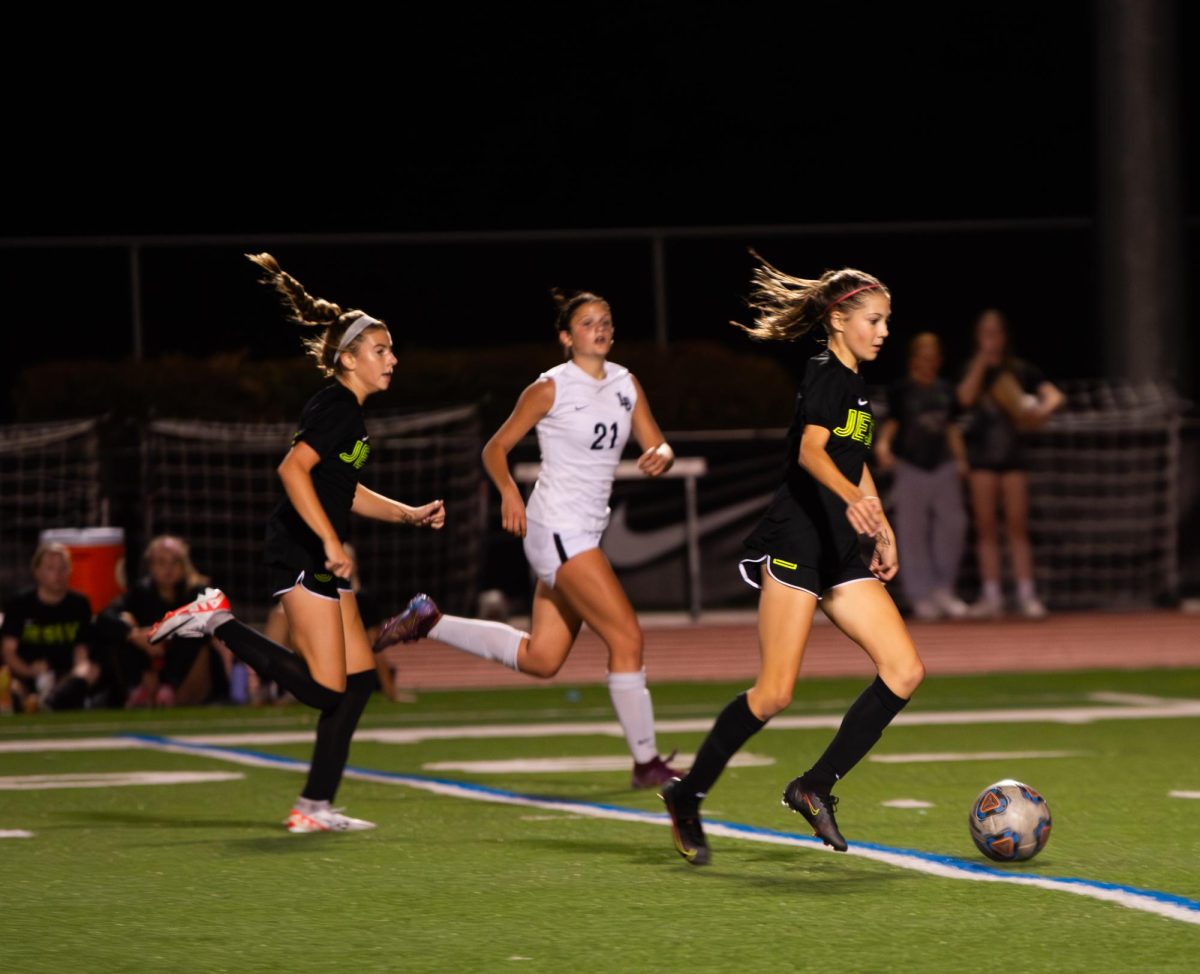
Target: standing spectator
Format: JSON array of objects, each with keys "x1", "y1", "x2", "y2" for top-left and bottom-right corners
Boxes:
[
  {"x1": 1, "y1": 543, "x2": 100, "y2": 711},
  {"x1": 957, "y1": 309, "x2": 1065, "y2": 618},
  {"x1": 875, "y1": 332, "x2": 969, "y2": 620},
  {"x1": 100, "y1": 535, "x2": 223, "y2": 707}
]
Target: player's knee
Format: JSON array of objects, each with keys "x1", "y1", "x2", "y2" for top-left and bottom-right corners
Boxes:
[
  {"x1": 606, "y1": 627, "x2": 643, "y2": 670},
  {"x1": 521, "y1": 652, "x2": 567, "y2": 679},
  {"x1": 890, "y1": 660, "x2": 925, "y2": 698},
  {"x1": 750, "y1": 685, "x2": 793, "y2": 717}
]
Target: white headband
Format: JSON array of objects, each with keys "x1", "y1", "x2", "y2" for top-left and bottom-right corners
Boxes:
[{"x1": 337, "y1": 313, "x2": 384, "y2": 352}]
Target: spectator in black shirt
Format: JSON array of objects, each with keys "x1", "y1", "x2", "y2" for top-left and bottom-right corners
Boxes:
[
  {"x1": 1, "y1": 543, "x2": 99, "y2": 711},
  {"x1": 101, "y1": 535, "x2": 221, "y2": 707},
  {"x1": 875, "y1": 333, "x2": 969, "y2": 620},
  {"x1": 957, "y1": 310, "x2": 1064, "y2": 619}
]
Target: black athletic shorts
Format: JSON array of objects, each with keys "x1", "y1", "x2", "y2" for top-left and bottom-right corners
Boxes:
[
  {"x1": 738, "y1": 549, "x2": 874, "y2": 598},
  {"x1": 267, "y1": 564, "x2": 352, "y2": 602}
]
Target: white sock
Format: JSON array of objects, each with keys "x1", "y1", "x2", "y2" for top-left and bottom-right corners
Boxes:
[
  {"x1": 1016, "y1": 578, "x2": 1037, "y2": 601},
  {"x1": 981, "y1": 580, "x2": 1002, "y2": 603},
  {"x1": 428, "y1": 615, "x2": 525, "y2": 672},
  {"x1": 608, "y1": 669, "x2": 658, "y2": 764},
  {"x1": 295, "y1": 797, "x2": 330, "y2": 814}
]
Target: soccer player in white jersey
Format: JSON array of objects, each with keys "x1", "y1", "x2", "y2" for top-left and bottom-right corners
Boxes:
[{"x1": 377, "y1": 289, "x2": 682, "y2": 788}]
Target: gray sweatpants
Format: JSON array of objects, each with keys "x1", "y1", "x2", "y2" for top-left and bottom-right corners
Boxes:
[{"x1": 890, "y1": 459, "x2": 968, "y2": 603}]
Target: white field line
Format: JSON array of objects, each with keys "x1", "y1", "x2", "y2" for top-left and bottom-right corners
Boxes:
[
  {"x1": 421, "y1": 753, "x2": 774, "y2": 775},
  {"x1": 0, "y1": 771, "x2": 244, "y2": 791},
  {"x1": 870, "y1": 750, "x2": 1083, "y2": 764},
  {"x1": 3, "y1": 698, "x2": 1199, "y2": 755},
  {"x1": 131, "y1": 736, "x2": 1200, "y2": 928},
  {"x1": 1088, "y1": 692, "x2": 1173, "y2": 706},
  {"x1": 0, "y1": 830, "x2": 34, "y2": 839},
  {"x1": 881, "y1": 800, "x2": 935, "y2": 809},
  {"x1": 1168, "y1": 791, "x2": 1200, "y2": 800}
]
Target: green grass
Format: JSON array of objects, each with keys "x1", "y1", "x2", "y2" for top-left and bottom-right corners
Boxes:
[{"x1": 3, "y1": 669, "x2": 1199, "y2": 972}]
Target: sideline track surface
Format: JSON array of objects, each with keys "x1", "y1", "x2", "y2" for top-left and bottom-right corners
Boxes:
[{"x1": 127, "y1": 733, "x2": 1200, "y2": 928}]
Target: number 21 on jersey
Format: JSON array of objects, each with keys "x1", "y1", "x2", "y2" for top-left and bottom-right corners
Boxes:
[{"x1": 590, "y1": 422, "x2": 618, "y2": 450}]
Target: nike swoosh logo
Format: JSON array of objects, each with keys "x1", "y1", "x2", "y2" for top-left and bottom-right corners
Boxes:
[
  {"x1": 573, "y1": 404, "x2": 588, "y2": 411},
  {"x1": 857, "y1": 398, "x2": 869, "y2": 406},
  {"x1": 602, "y1": 493, "x2": 773, "y2": 568}
]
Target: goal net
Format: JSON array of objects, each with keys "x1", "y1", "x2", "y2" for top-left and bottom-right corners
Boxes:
[
  {"x1": 1024, "y1": 380, "x2": 1183, "y2": 609},
  {"x1": 142, "y1": 406, "x2": 484, "y2": 624},
  {"x1": 0, "y1": 419, "x2": 104, "y2": 598}
]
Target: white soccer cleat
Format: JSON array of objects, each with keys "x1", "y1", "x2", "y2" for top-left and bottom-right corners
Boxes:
[
  {"x1": 285, "y1": 807, "x2": 377, "y2": 833},
  {"x1": 148, "y1": 587, "x2": 232, "y2": 644}
]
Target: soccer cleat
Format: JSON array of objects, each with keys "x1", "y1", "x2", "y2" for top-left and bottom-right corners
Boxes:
[
  {"x1": 149, "y1": 587, "x2": 232, "y2": 644},
  {"x1": 631, "y1": 749, "x2": 684, "y2": 790},
  {"x1": 782, "y1": 777, "x2": 848, "y2": 851},
  {"x1": 659, "y1": 777, "x2": 710, "y2": 866},
  {"x1": 373, "y1": 593, "x2": 442, "y2": 651},
  {"x1": 285, "y1": 807, "x2": 377, "y2": 833}
]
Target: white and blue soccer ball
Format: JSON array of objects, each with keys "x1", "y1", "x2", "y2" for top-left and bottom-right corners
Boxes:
[{"x1": 968, "y1": 778, "x2": 1052, "y2": 862}]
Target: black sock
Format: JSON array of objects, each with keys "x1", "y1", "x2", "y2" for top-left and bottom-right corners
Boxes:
[
  {"x1": 213, "y1": 620, "x2": 342, "y2": 711},
  {"x1": 302, "y1": 669, "x2": 377, "y2": 802},
  {"x1": 803, "y1": 676, "x2": 908, "y2": 791},
  {"x1": 679, "y1": 692, "x2": 767, "y2": 803}
]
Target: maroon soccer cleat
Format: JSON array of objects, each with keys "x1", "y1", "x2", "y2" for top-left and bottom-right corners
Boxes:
[
  {"x1": 373, "y1": 593, "x2": 442, "y2": 651},
  {"x1": 631, "y1": 749, "x2": 683, "y2": 790}
]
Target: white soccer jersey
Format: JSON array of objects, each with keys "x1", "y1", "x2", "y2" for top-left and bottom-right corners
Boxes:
[{"x1": 525, "y1": 359, "x2": 638, "y2": 533}]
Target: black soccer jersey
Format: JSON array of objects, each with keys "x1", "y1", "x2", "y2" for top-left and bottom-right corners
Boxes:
[
  {"x1": 744, "y1": 351, "x2": 874, "y2": 571},
  {"x1": 0, "y1": 588, "x2": 94, "y2": 676},
  {"x1": 264, "y1": 382, "x2": 369, "y2": 571}
]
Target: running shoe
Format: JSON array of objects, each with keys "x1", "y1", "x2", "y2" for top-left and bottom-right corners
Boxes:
[
  {"x1": 149, "y1": 588, "x2": 232, "y2": 643},
  {"x1": 631, "y1": 750, "x2": 684, "y2": 789},
  {"x1": 373, "y1": 593, "x2": 442, "y2": 651},
  {"x1": 660, "y1": 778, "x2": 709, "y2": 866},
  {"x1": 285, "y1": 807, "x2": 377, "y2": 833},
  {"x1": 931, "y1": 589, "x2": 969, "y2": 619},
  {"x1": 782, "y1": 777, "x2": 848, "y2": 851},
  {"x1": 1016, "y1": 596, "x2": 1048, "y2": 620},
  {"x1": 966, "y1": 595, "x2": 1004, "y2": 620}
]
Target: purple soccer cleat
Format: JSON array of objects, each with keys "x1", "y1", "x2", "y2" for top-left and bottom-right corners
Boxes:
[{"x1": 373, "y1": 593, "x2": 442, "y2": 651}]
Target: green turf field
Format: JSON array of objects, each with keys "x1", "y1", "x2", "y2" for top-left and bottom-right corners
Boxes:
[{"x1": 3, "y1": 669, "x2": 1199, "y2": 972}]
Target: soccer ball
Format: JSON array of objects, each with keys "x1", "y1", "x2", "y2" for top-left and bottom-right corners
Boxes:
[{"x1": 968, "y1": 778, "x2": 1052, "y2": 862}]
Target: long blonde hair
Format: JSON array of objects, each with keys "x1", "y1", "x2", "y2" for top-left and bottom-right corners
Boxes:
[
  {"x1": 247, "y1": 253, "x2": 384, "y2": 377},
  {"x1": 734, "y1": 251, "x2": 888, "y2": 342}
]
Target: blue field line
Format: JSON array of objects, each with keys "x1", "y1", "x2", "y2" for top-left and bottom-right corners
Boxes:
[{"x1": 125, "y1": 733, "x2": 1200, "y2": 919}]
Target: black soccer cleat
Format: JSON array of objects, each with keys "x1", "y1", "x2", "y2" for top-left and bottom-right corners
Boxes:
[
  {"x1": 660, "y1": 778, "x2": 710, "y2": 866},
  {"x1": 782, "y1": 777, "x2": 848, "y2": 852}
]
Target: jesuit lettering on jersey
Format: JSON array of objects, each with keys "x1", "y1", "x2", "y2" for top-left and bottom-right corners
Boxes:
[
  {"x1": 20, "y1": 620, "x2": 81, "y2": 645},
  {"x1": 832, "y1": 408, "x2": 874, "y2": 446},
  {"x1": 338, "y1": 440, "x2": 371, "y2": 469}
]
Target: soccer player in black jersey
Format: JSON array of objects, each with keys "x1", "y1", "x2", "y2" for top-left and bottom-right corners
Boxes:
[
  {"x1": 661, "y1": 255, "x2": 926, "y2": 865},
  {"x1": 150, "y1": 254, "x2": 444, "y2": 832}
]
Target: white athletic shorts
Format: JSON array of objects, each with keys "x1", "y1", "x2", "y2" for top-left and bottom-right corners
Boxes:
[{"x1": 523, "y1": 519, "x2": 602, "y2": 588}]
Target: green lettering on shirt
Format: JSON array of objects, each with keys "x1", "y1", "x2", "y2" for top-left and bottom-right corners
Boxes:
[
  {"x1": 339, "y1": 441, "x2": 370, "y2": 469},
  {"x1": 832, "y1": 408, "x2": 874, "y2": 446}
]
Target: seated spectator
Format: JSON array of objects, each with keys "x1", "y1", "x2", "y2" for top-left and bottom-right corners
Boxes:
[
  {"x1": 99, "y1": 535, "x2": 226, "y2": 707},
  {"x1": 874, "y1": 332, "x2": 969, "y2": 620},
  {"x1": 1, "y1": 543, "x2": 102, "y2": 711}
]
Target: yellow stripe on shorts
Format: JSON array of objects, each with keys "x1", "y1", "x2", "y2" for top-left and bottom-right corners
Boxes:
[{"x1": 771, "y1": 558, "x2": 798, "y2": 570}]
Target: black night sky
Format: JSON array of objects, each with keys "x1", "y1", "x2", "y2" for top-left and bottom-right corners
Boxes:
[{"x1": 3, "y1": 3, "x2": 1197, "y2": 419}]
